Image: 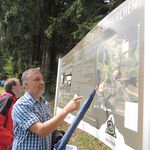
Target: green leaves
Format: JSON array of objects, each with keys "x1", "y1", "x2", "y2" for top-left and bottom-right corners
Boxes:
[
  {"x1": 3, "y1": 56, "x2": 13, "y2": 76},
  {"x1": 0, "y1": 0, "x2": 125, "y2": 94}
]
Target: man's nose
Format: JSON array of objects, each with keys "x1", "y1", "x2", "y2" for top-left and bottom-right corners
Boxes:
[{"x1": 40, "y1": 79, "x2": 45, "y2": 85}]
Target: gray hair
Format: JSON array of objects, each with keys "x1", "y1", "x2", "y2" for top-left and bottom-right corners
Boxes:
[{"x1": 21, "y1": 67, "x2": 40, "y2": 88}]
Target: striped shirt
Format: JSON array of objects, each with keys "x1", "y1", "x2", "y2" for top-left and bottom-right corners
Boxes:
[{"x1": 12, "y1": 92, "x2": 52, "y2": 150}]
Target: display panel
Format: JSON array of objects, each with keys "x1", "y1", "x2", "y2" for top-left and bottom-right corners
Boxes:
[{"x1": 55, "y1": 0, "x2": 144, "y2": 149}]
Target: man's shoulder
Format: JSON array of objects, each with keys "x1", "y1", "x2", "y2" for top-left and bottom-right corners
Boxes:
[
  {"x1": 12, "y1": 95, "x2": 36, "y2": 117},
  {"x1": 14, "y1": 93, "x2": 34, "y2": 109},
  {"x1": 0, "y1": 92, "x2": 13, "y2": 99},
  {"x1": 0, "y1": 92, "x2": 17, "y2": 103},
  {"x1": 0, "y1": 93, "x2": 14, "y2": 116}
]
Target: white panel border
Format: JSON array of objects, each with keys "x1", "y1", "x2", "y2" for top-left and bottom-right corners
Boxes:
[{"x1": 143, "y1": 0, "x2": 150, "y2": 149}]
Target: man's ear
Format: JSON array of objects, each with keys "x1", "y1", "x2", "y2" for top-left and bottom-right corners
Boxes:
[
  {"x1": 12, "y1": 85, "x2": 16, "y2": 94},
  {"x1": 23, "y1": 81, "x2": 28, "y2": 89}
]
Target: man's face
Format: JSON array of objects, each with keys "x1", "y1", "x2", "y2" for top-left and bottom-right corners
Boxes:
[{"x1": 26, "y1": 71, "x2": 45, "y2": 96}]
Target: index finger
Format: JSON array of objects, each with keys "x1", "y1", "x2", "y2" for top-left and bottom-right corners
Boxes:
[{"x1": 73, "y1": 96, "x2": 83, "y2": 101}]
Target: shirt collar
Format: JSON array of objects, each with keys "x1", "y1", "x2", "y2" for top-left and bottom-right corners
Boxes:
[{"x1": 24, "y1": 91, "x2": 46, "y2": 104}]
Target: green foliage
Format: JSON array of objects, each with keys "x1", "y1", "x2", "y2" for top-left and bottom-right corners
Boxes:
[
  {"x1": 0, "y1": 0, "x2": 125, "y2": 97},
  {"x1": 0, "y1": 54, "x2": 7, "y2": 74},
  {"x1": 1, "y1": 1, "x2": 50, "y2": 82},
  {"x1": 45, "y1": 0, "x2": 118, "y2": 54},
  {"x1": 3, "y1": 56, "x2": 13, "y2": 77},
  {"x1": 44, "y1": 17, "x2": 58, "y2": 39},
  {"x1": 0, "y1": 87, "x2": 4, "y2": 95}
]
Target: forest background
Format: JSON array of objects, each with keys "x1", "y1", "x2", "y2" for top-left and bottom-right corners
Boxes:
[
  {"x1": 0, "y1": 0, "x2": 125, "y2": 96},
  {"x1": 0, "y1": 1, "x2": 125, "y2": 149}
]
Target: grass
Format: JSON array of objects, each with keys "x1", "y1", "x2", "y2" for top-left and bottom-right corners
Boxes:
[{"x1": 0, "y1": 87, "x2": 4, "y2": 95}]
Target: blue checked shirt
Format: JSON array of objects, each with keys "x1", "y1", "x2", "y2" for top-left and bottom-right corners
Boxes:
[{"x1": 12, "y1": 92, "x2": 52, "y2": 150}]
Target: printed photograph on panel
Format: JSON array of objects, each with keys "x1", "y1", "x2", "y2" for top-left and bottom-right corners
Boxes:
[{"x1": 96, "y1": 24, "x2": 139, "y2": 116}]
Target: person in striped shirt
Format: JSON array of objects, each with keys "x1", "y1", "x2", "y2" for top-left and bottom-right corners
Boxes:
[{"x1": 12, "y1": 68, "x2": 83, "y2": 150}]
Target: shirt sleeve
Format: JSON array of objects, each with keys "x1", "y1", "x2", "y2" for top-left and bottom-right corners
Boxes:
[{"x1": 12, "y1": 102, "x2": 40, "y2": 131}]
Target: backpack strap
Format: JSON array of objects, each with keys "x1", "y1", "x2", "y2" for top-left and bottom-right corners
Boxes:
[{"x1": 0, "y1": 96, "x2": 13, "y2": 116}]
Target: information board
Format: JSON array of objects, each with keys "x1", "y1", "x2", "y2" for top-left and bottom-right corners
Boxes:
[{"x1": 54, "y1": 0, "x2": 144, "y2": 149}]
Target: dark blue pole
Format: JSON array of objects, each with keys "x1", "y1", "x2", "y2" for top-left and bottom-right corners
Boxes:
[{"x1": 53, "y1": 88, "x2": 97, "y2": 150}]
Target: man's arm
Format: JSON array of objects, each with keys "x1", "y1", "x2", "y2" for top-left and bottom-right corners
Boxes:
[{"x1": 29, "y1": 96, "x2": 83, "y2": 137}]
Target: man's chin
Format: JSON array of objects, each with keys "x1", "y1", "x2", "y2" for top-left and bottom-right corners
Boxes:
[
  {"x1": 41, "y1": 89, "x2": 45, "y2": 95},
  {"x1": 40, "y1": 89, "x2": 45, "y2": 95}
]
